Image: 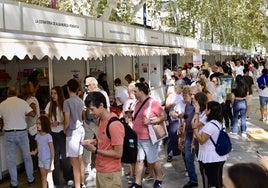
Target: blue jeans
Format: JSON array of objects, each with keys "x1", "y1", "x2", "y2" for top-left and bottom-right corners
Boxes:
[
  {"x1": 232, "y1": 99, "x2": 247, "y2": 133},
  {"x1": 167, "y1": 119, "x2": 180, "y2": 156},
  {"x1": 184, "y1": 133, "x2": 198, "y2": 183},
  {"x1": 4, "y1": 130, "x2": 34, "y2": 186}
]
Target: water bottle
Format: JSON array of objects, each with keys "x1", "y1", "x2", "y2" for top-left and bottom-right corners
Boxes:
[{"x1": 129, "y1": 139, "x2": 134, "y2": 148}]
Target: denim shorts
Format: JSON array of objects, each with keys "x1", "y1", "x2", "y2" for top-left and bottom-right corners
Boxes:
[
  {"x1": 259, "y1": 96, "x2": 268, "y2": 107},
  {"x1": 137, "y1": 139, "x2": 159, "y2": 163},
  {"x1": 39, "y1": 159, "x2": 51, "y2": 170}
]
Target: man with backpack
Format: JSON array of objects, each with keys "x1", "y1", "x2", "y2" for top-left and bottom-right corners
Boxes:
[{"x1": 82, "y1": 91, "x2": 124, "y2": 188}]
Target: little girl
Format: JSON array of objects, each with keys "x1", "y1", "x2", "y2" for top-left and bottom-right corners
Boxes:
[{"x1": 30, "y1": 116, "x2": 55, "y2": 188}]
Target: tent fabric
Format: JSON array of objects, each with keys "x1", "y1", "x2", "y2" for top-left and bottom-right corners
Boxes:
[{"x1": 0, "y1": 38, "x2": 184, "y2": 60}]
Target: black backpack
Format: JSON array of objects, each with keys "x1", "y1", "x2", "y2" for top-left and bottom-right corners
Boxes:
[
  {"x1": 106, "y1": 117, "x2": 138, "y2": 163},
  {"x1": 210, "y1": 121, "x2": 232, "y2": 156}
]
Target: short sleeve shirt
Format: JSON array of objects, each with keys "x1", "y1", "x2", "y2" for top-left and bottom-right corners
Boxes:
[
  {"x1": 198, "y1": 120, "x2": 227, "y2": 163},
  {"x1": 0, "y1": 97, "x2": 32, "y2": 130},
  {"x1": 96, "y1": 114, "x2": 124, "y2": 173},
  {"x1": 63, "y1": 96, "x2": 84, "y2": 137},
  {"x1": 35, "y1": 133, "x2": 53, "y2": 161},
  {"x1": 133, "y1": 98, "x2": 164, "y2": 139},
  {"x1": 45, "y1": 102, "x2": 64, "y2": 133},
  {"x1": 26, "y1": 96, "x2": 40, "y2": 129}
]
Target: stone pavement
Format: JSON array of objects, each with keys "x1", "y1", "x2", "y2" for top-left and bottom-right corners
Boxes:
[{"x1": 1, "y1": 91, "x2": 268, "y2": 188}]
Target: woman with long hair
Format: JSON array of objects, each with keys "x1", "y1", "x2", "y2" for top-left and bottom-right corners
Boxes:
[
  {"x1": 45, "y1": 86, "x2": 73, "y2": 187},
  {"x1": 231, "y1": 75, "x2": 248, "y2": 137},
  {"x1": 191, "y1": 92, "x2": 208, "y2": 156},
  {"x1": 192, "y1": 101, "x2": 227, "y2": 188}
]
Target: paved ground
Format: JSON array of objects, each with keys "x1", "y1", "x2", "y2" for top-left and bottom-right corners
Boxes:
[{"x1": 1, "y1": 92, "x2": 268, "y2": 188}]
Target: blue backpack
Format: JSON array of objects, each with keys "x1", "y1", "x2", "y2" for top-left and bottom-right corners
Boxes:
[{"x1": 210, "y1": 121, "x2": 232, "y2": 156}]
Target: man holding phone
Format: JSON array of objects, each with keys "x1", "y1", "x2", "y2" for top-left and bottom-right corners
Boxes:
[{"x1": 82, "y1": 91, "x2": 124, "y2": 188}]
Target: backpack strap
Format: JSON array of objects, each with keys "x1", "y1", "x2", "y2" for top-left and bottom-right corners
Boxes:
[
  {"x1": 209, "y1": 121, "x2": 222, "y2": 147},
  {"x1": 105, "y1": 116, "x2": 120, "y2": 139}
]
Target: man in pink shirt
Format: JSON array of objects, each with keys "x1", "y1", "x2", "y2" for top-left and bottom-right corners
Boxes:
[{"x1": 129, "y1": 83, "x2": 167, "y2": 188}]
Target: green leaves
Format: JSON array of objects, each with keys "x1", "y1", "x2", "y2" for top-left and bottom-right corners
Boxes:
[{"x1": 16, "y1": 0, "x2": 267, "y2": 49}]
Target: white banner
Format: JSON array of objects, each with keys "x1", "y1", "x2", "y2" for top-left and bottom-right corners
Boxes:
[
  {"x1": 4, "y1": 4, "x2": 21, "y2": 31},
  {"x1": 103, "y1": 22, "x2": 135, "y2": 41},
  {"x1": 22, "y1": 7, "x2": 86, "y2": 37},
  {"x1": 136, "y1": 29, "x2": 164, "y2": 45},
  {"x1": 0, "y1": 3, "x2": 3, "y2": 29}
]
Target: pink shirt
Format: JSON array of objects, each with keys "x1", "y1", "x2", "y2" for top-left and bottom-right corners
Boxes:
[
  {"x1": 96, "y1": 114, "x2": 124, "y2": 173},
  {"x1": 133, "y1": 98, "x2": 163, "y2": 139}
]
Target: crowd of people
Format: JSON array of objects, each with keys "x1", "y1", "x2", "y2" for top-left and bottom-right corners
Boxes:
[{"x1": 0, "y1": 57, "x2": 268, "y2": 188}]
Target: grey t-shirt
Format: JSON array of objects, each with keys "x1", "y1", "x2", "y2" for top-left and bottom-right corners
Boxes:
[{"x1": 63, "y1": 96, "x2": 84, "y2": 137}]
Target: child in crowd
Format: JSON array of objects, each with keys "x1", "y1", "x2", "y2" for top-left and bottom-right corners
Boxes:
[{"x1": 30, "y1": 116, "x2": 55, "y2": 188}]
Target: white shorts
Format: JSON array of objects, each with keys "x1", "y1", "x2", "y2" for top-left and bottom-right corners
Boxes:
[{"x1": 66, "y1": 126, "x2": 85, "y2": 157}]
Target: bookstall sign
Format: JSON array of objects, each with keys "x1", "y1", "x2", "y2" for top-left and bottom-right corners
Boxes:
[
  {"x1": 103, "y1": 22, "x2": 135, "y2": 42},
  {"x1": 22, "y1": 7, "x2": 86, "y2": 37}
]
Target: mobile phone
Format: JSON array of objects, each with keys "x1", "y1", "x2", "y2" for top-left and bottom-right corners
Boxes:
[{"x1": 256, "y1": 150, "x2": 261, "y2": 155}]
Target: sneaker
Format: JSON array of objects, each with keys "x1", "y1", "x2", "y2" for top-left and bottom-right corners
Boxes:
[
  {"x1": 182, "y1": 181, "x2": 198, "y2": 188},
  {"x1": 153, "y1": 180, "x2": 162, "y2": 188},
  {"x1": 260, "y1": 117, "x2": 267, "y2": 122},
  {"x1": 241, "y1": 132, "x2": 248, "y2": 138},
  {"x1": 28, "y1": 179, "x2": 35, "y2": 186},
  {"x1": 166, "y1": 156, "x2": 172, "y2": 162},
  {"x1": 67, "y1": 180, "x2": 74, "y2": 186},
  {"x1": 143, "y1": 174, "x2": 154, "y2": 181},
  {"x1": 229, "y1": 132, "x2": 238, "y2": 135},
  {"x1": 9, "y1": 184, "x2": 18, "y2": 188},
  {"x1": 128, "y1": 177, "x2": 135, "y2": 184},
  {"x1": 129, "y1": 183, "x2": 142, "y2": 188},
  {"x1": 246, "y1": 117, "x2": 251, "y2": 121},
  {"x1": 81, "y1": 184, "x2": 86, "y2": 188}
]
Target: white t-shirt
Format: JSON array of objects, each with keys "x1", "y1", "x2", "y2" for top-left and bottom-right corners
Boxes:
[
  {"x1": 115, "y1": 85, "x2": 129, "y2": 106},
  {"x1": 26, "y1": 96, "x2": 40, "y2": 130},
  {"x1": 170, "y1": 93, "x2": 183, "y2": 107},
  {"x1": 45, "y1": 102, "x2": 64, "y2": 133},
  {"x1": 235, "y1": 65, "x2": 244, "y2": 76},
  {"x1": 198, "y1": 120, "x2": 227, "y2": 163},
  {"x1": 164, "y1": 68, "x2": 172, "y2": 85},
  {"x1": 123, "y1": 98, "x2": 137, "y2": 113},
  {"x1": 0, "y1": 96, "x2": 32, "y2": 130},
  {"x1": 190, "y1": 67, "x2": 199, "y2": 81},
  {"x1": 83, "y1": 89, "x2": 111, "y2": 108},
  {"x1": 171, "y1": 100, "x2": 186, "y2": 127}
]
